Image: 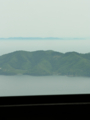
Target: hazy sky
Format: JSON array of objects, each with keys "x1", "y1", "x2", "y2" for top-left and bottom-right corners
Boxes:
[
  {"x1": 0, "y1": 40, "x2": 90, "y2": 55},
  {"x1": 0, "y1": 0, "x2": 90, "y2": 38}
]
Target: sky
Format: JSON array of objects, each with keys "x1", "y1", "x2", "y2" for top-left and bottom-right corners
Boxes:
[
  {"x1": 0, "y1": 0, "x2": 90, "y2": 38},
  {"x1": 0, "y1": 40, "x2": 90, "y2": 56}
]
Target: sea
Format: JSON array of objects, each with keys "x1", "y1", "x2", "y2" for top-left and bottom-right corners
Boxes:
[{"x1": 0, "y1": 75, "x2": 90, "y2": 96}]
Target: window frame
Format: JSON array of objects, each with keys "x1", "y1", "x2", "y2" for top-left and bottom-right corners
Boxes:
[{"x1": 0, "y1": 94, "x2": 90, "y2": 119}]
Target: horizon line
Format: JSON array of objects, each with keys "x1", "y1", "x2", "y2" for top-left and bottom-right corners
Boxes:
[{"x1": 0, "y1": 37, "x2": 89, "y2": 40}]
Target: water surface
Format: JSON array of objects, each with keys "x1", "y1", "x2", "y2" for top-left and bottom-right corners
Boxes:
[{"x1": 0, "y1": 75, "x2": 90, "y2": 96}]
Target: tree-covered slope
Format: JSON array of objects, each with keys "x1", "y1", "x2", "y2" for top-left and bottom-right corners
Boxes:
[{"x1": 0, "y1": 50, "x2": 90, "y2": 76}]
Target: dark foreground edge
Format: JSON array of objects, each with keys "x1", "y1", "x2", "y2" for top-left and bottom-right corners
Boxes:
[{"x1": 0, "y1": 94, "x2": 90, "y2": 119}]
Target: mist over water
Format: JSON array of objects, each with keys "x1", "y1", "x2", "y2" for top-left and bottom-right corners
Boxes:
[{"x1": 0, "y1": 39, "x2": 90, "y2": 55}]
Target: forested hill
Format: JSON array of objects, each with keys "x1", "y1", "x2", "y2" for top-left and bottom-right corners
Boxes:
[{"x1": 0, "y1": 50, "x2": 90, "y2": 77}]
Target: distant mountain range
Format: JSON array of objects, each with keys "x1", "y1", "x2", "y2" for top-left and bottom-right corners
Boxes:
[
  {"x1": 0, "y1": 50, "x2": 90, "y2": 77},
  {"x1": 0, "y1": 37, "x2": 88, "y2": 40}
]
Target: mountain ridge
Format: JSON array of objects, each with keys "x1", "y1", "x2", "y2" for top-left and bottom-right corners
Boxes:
[{"x1": 0, "y1": 50, "x2": 90, "y2": 77}]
